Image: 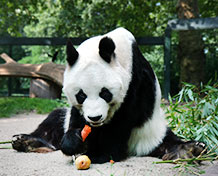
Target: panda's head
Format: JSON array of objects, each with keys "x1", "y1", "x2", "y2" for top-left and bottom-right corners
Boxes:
[{"x1": 63, "y1": 29, "x2": 133, "y2": 127}]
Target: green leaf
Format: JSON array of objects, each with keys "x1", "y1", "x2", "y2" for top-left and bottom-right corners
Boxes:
[
  {"x1": 178, "y1": 88, "x2": 184, "y2": 103},
  {"x1": 207, "y1": 134, "x2": 218, "y2": 145},
  {"x1": 202, "y1": 102, "x2": 214, "y2": 117},
  {"x1": 187, "y1": 89, "x2": 194, "y2": 101},
  {"x1": 211, "y1": 123, "x2": 218, "y2": 137}
]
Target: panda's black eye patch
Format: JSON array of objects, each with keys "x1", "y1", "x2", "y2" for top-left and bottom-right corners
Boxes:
[
  {"x1": 75, "y1": 89, "x2": 87, "y2": 104},
  {"x1": 99, "y1": 87, "x2": 113, "y2": 103}
]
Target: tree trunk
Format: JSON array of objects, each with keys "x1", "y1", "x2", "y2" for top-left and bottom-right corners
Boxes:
[
  {"x1": 29, "y1": 78, "x2": 62, "y2": 99},
  {"x1": 177, "y1": 0, "x2": 206, "y2": 87}
]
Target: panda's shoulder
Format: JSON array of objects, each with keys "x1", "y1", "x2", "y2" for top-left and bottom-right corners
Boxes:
[{"x1": 47, "y1": 108, "x2": 67, "y2": 120}]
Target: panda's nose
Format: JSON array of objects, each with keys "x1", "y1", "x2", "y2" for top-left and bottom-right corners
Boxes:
[{"x1": 88, "y1": 115, "x2": 102, "y2": 122}]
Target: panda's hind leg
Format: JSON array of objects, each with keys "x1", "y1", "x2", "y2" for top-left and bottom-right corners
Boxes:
[
  {"x1": 162, "y1": 141, "x2": 206, "y2": 161},
  {"x1": 150, "y1": 128, "x2": 206, "y2": 161},
  {"x1": 12, "y1": 108, "x2": 66, "y2": 153},
  {"x1": 12, "y1": 134, "x2": 56, "y2": 153}
]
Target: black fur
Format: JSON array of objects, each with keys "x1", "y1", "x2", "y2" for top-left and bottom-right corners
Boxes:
[
  {"x1": 75, "y1": 89, "x2": 87, "y2": 104},
  {"x1": 12, "y1": 109, "x2": 66, "y2": 152},
  {"x1": 66, "y1": 40, "x2": 79, "y2": 66},
  {"x1": 99, "y1": 87, "x2": 113, "y2": 103},
  {"x1": 99, "y1": 37, "x2": 115, "y2": 63},
  {"x1": 30, "y1": 109, "x2": 66, "y2": 149},
  {"x1": 149, "y1": 128, "x2": 185, "y2": 158},
  {"x1": 12, "y1": 134, "x2": 56, "y2": 152},
  {"x1": 149, "y1": 128, "x2": 206, "y2": 160},
  {"x1": 120, "y1": 42, "x2": 156, "y2": 127}
]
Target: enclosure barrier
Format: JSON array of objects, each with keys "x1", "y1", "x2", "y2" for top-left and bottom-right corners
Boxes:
[
  {"x1": 0, "y1": 17, "x2": 217, "y2": 99},
  {"x1": 0, "y1": 36, "x2": 167, "y2": 97},
  {"x1": 164, "y1": 17, "x2": 218, "y2": 99}
]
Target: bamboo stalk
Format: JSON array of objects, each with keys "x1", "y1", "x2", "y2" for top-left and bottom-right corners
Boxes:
[
  {"x1": 0, "y1": 141, "x2": 12, "y2": 144},
  {"x1": 0, "y1": 147, "x2": 13, "y2": 149},
  {"x1": 154, "y1": 156, "x2": 218, "y2": 164}
]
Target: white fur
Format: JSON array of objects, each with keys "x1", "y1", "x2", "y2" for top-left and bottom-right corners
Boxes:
[
  {"x1": 63, "y1": 108, "x2": 71, "y2": 133},
  {"x1": 63, "y1": 28, "x2": 135, "y2": 126},
  {"x1": 128, "y1": 78, "x2": 167, "y2": 156}
]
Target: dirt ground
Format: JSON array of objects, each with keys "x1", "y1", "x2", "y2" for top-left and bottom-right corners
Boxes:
[{"x1": 0, "y1": 113, "x2": 217, "y2": 176}]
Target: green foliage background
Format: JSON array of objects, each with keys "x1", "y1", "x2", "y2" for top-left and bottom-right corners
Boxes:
[
  {"x1": 1, "y1": 0, "x2": 217, "y2": 37},
  {"x1": 1, "y1": 0, "x2": 217, "y2": 94}
]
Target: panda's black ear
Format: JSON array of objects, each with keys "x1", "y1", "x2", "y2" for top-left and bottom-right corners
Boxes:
[
  {"x1": 66, "y1": 39, "x2": 79, "y2": 66},
  {"x1": 99, "y1": 37, "x2": 115, "y2": 63}
]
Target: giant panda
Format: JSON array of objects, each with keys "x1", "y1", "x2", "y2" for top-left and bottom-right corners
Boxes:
[{"x1": 12, "y1": 28, "x2": 204, "y2": 163}]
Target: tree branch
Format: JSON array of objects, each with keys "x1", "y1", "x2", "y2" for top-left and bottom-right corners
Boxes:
[{"x1": 0, "y1": 53, "x2": 16, "y2": 63}]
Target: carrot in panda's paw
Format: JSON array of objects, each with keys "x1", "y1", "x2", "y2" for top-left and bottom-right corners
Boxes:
[{"x1": 81, "y1": 125, "x2": 91, "y2": 142}]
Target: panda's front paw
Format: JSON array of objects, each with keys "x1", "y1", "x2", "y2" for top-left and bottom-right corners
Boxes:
[
  {"x1": 162, "y1": 141, "x2": 206, "y2": 161},
  {"x1": 61, "y1": 129, "x2": 87, "y2": 156}
]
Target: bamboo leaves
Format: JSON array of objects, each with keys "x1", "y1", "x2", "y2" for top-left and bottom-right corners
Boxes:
[{"x1": 165, "y1": 82, "x2": 218, "y2": 154}]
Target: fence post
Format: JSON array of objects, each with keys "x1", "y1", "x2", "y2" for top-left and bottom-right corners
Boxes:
[
  {"x1": 7, "y1": 45, "x2": 13, "y2": 96},
  {"x1": 163, "y1": 28, "x2": 171, "y2": 99}
]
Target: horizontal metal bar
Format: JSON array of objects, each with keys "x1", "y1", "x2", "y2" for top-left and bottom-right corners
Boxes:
[
  {"x1": 167, "y1": 17, "x2": 218, "y2": 31},
  {"x1": 0, "y1": 37, "x2": 164, "y2": 46},
  {"x1": 0, "y1": 37, "x2": 87, "y2": 46},
  {"x1": 136, "y1": 37, "x2": 164, "y2": 45}
]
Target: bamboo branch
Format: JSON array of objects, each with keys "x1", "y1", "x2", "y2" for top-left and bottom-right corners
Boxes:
[
  {"x1": 0, "y1": 53, "x2": 15, "y2": 63},
  {"x1": 154, "y1": 156, "x2": 218, "y2": 164},
  {"x1": 0, "y1": 147, "x2": 13, "y2": 149},
  {"x1": 0, "y1": 141, "x2": 12, "y2": 144}
]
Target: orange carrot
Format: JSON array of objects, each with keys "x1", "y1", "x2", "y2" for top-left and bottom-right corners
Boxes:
[
  {"x1": 81, "y1": 125, "x2": 91, "y2": 142},
  {"x1": 110, "y1": 160, "x2": 115, "y2": 164}
]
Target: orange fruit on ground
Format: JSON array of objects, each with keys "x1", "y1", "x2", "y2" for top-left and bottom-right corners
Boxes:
[{"x1": 75, "y1": 155, "x2": 91, "y2": 170}]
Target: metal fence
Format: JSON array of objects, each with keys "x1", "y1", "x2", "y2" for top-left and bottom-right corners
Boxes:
[
  {"x1": 0, "y1": 36, "x2": 169, "y2": 98},
  {"x1": 0, "y1": 17, "x2": 217, "y2": 99}
]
